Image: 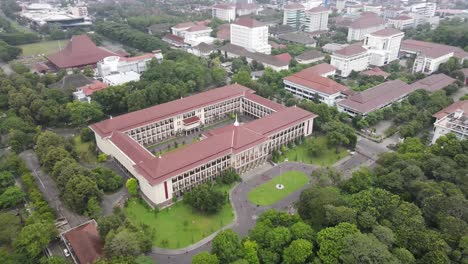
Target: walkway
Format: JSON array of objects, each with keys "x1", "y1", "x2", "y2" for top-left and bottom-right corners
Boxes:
[{"x1": 150, "y1": 162, "x2": 317, "y2": 264}]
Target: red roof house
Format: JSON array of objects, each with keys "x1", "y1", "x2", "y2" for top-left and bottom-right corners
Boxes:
[
  {"x1": 62, "y1": 220, "x2": 104, "y2": 264},
  {"x1": 47, "y1": 35, "x2": 119, "y2": 69},
  {"x1": 79, "y1": 80, "x2": 109, "y2": 97},
  {"x1": 274, "y1": 53, "x2": 293, "y2": 64}
]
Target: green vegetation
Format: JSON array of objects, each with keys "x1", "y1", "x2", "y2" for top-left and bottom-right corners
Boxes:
[
  {"x1": 248, "y1": 171, "x2": 309, "y2": 206},
  {"x1": 73, "y1": 135, "x2": 96, "y2": 164},
  {"x1": 125, "y1": 193, "x2": 235, "y2": 249},
  {"x1": 279, "y1": 137, "x2": 348, "y2": 166},
  {"x1": 16, "y1": 40, "x2": 69, "y2": 57}
]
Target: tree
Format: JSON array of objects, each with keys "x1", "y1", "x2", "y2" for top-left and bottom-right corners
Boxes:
[
  {"x1": 84, "y1": 197, "x2": 102, "y2": 219},
  {"x1": 282, "y1": 239, "x2": 313, "y2": 264},
  {"x1": 307, "y1": 137, "x2": 325, "y2": 157},
  {"x1": 0, "y1": 212, "x2": 21, "y2": 245},
  {"x1": 105, "y1": 228, "x2": 142, "y2": 257},
  {"x1": 0, "y1": 186, "x2": 25, "y2": 209},
  {"x1": 339, "y1": 233, "x2": 398, "y2": 264},
  {"x1": 324, "y1": 205, "x2": 357, "y2": 227},
  {"x1": 184, "y1": 183, "x2": 226, "y2": 214},
  {"x1": 66, "y1": 101, "x2": 104, "y2": 127},
  {"x1": 242, "y1": 240, "x2": 259, "y2": 264},
  {"x1": 14, "y1": 221, "x2": 57, "y2": 258},
  {"x1": 392, "y1": 248, "x2": 415, "y2": 264},
  {"x1": 297, "y1": 186, "x2": 344, "y2": 228},
  {"x1": 35, "y1": 131, "x2": 66, "y2": 160},
  {"x1": 126, "y1": 178, "x2": 138, "y2": 197},
  {"x1": 311, "y1": 167, "x2": 342, "y2": 187},
  {"x1": 211, "y1": 229, "x2": 243, "y2": 263},
  {"x1": 192, "y1": 252, "x2": 219, "y2": 264},
  {"x1": 211, "y1": 66, "x2": 227, "y2": 86},
  {"x1": 42, "y1": 147, "x2": 72, "y2": 172},
  {"x1": 265, "y1": 226, "x2": 292, "y2": 253},
  {"x1": 231, "y1": 70, "x2": 252, "y2": 87},
  {"x1": 290, "y1": 222, "x2": 314, "y2": 242},
  {"x1": 0, "y1": 171, "x2": 14, "y2": 193},
  {"x1": 64, "y1": 175, "x2": 102, "y2": 213},
  {"x1": 341, "y1": 167, "x2": 374, "y2": 194},
  {"x1": 323, "y1": 120, "x2": 357, "y2": 152},
  {"x1": 83, "y1": 65, "x2": 94, "y2": 77},
  {"x1": 92, "y1": 167, "x2": 123, "y2": 192},
  {"x1": 316, "y1": 222, "x2": 360, "y2": 264}
]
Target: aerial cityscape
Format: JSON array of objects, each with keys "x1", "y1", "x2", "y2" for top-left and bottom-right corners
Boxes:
[{"x1": 0, "y1": 0, "x2": 467, "y2": 263}]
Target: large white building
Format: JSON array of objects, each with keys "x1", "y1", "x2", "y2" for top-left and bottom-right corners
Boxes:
[
  {"x1": 364, "y1": 28, "x2": 404, "y2": 67},
  {"x1": 407, "y1": 2, "x2": 437, "y2": 17},
  {"x1": 304, "y1": 6, "x2": 329, "y2": 32},
  {"x1": 386, "y1": 15, "x2": 415, "y2": 30},
  {"x1": 283, "y1": 3, "x2": 305, "y2": 29},
  {"x1": 90, "y1": 84, "x2": 316, "y2": 206},
  {"x1": 97, "y1": 53, "x2": 160, "y2": 77},
  {"x1": 170, "y1": 21, "x2": 214, "y2": 46},
  {"x1": 331, "y1": 44, "x2": 370, "y2": 77},
  {"x1": 347, "y1": 13, "x2": 385, "y2": 42},
  {"x1": 230, "y1": 17, "x2": 271, "y2": 54},
  {"x1": 401, "y1": 39, "x2": 468, "y2": 74},
  {"x1": 431, "y1": 101, "x2": 468, "y2": 144},
  {"x1": 212, "y1": 4, "x2": 236, "y2": 22}
]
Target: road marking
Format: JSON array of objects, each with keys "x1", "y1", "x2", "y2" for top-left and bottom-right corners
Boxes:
[{"x1": 33, "y1": 169, "x2": 46, "y2": 189}]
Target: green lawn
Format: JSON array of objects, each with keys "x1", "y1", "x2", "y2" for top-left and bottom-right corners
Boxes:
[
  {"x1": 125, "y1": 184, "x2": 235, "y2": 249},
  {"x1": 248, "y1": 171, "x2": 309, "y2": 206},
  {"x1": 17, "y1": 40, "x2": 69, "y2": 57},
  {"x1": 73, "y1": 135, "x2": 96, "y2": 164},
  {"x1": 279, "y1": 136, "x2": 348, "y2": 166}
]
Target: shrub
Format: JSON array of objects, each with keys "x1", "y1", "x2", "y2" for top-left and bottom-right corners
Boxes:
[
  {"x1": 216, "y1": 170, "x2": 241, "y2": 185},
  {"x1": 184, "y1": 183, "x2": 226, "y2": 214},
  {"x1": 80, "y1": 127, "x2": 95, "y2": 142},
  {"x1": 97, "y1": 153, "x2": 108, "y2": 163}
]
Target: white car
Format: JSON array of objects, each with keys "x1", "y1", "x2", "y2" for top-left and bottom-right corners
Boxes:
[{"x1": 63, "y1": 249, "x2": 70, "y2": 257}]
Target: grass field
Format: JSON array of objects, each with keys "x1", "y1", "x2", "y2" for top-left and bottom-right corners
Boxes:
[
  {"x1": 73, "y1": 135, "x2": 96, "y2": 164},
  {"x1": 280, "y1": 136, "x2": 348, "y2": 166},
  {"x1": 248, "y1": 171, "x2": 309, "y2": 206},
  {"x1": 125, "y1": 184, "x2": 235, "y2": 249},
  {"x1": 17, "y1": 40, "x2": 69, "y2": 57}
]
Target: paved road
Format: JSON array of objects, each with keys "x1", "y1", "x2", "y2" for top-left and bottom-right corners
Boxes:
[
  {"x1": 100, "y1": 161, "x2": 130, "y2": 216},
  {"x1": 19, "y1": 150, "x2": 88, "y2": 227},
  {"x1": 150, "y1": 162, "x2": 317, "y2": 264}
]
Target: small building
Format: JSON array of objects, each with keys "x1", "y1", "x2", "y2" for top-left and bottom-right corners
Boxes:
[
  {"x1": 73, "y1": 80, "x2": 109, "y2": 102},
  {"x1": 322, "y1": 43, "x2": 349, "y2": 53},
  {"x1": 331, "y1": 44, "x2": 370, "y2": 77},
  {"x1": 337, "y1": 80, "x2": 413, "y2": 116},
  {"x1": 277, "y1": 32, "x2": 317, "y2": 47},
  {"x1": 386, "y1": 15, "x2": 415, "y2": 30},
  {"x1": 102, "y1": 71, "x2": 141, "y2": 86},
  {"x1": 401, "y1": 39, "x2": 468, "y2": 74},
  {"x1": 409, "y1": 73, "x2": 456, "y2": 93},
  {"x1": 431, "y1": 101, "x2": 468, "y2": 144},
  {"x1": 212, "y1": 4, "x2": 236, "y2": 22},
  {"x1": 231, "y1": 17, "x2": 272, "y2": 54},
  {"x1": 283, "y1": 63, "x2": 349, "y2": 106},
  {"x1": 273, "y1": 53, "x2": 293, "y2": 64},
  {"x1": 48, "y1": 73, "x2": 94, "y2": 90},
  {"x1": 188, "y1": 42, "x2": 215, "y2": 58},
  {"x1": 360, "y1": 67, "x2": 390, "y2": 79},
  {"x1": 295, "y1": 50, "x2": 325, "y2": 64},
  {"x1": 97, "y1": 53, "x2": 160, "y2": 77},
  {"x1": 61, "y1": 220, "x2": 104, "y2": 264},
  {"x1": 162, "y1": 34, "x2": 187, "y2": 48}
]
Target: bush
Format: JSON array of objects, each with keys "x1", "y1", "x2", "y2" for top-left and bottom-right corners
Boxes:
[
  {"x1": 184, "y1": 183, "x2": 226, "y2": 214},
  {"x1": 97, "y1": 153, "x2": 108, "y2": 163},
  {"x1": 216, "y1": 170, "x2": 241, "y2": 185},
  {"x1": 92, "y1": 167, "x2": 124, "y2": 192},
  {"x1": 80, "y1": 127, "x2": 95, "y2": 142}
]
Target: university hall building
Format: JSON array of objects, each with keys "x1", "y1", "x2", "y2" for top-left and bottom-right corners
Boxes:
[{"x1": 90, "y1": 84, "x2": 317, "y2": 206}]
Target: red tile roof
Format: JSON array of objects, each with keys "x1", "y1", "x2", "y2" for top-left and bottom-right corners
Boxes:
[
  {"x1": 244, "y1": 92, "x2": 285, "y2": 111},
  {"x1": 63, "y1": 221, "x2": 104, "y2": 264},
  {"x1": 349, "y1": 14, "x2": 384, "y2": 29},
  {"x1": 163, "y1": 34, "x2": 185, "y2": 44},
  {"x1": 433, "y1": 100, "x2": 468, "y2": 119},
  {"x1": 410, "y1": 73, "x2": 456, "y2": 93},
  {"x1": 338, "y1": 80, "x2": 413, "y2": 115},
  {"x1": 47, "y1": 35, "x2": 118, "y2": 69},
  {"x1": 232, "y1": 17, "x2": 266, "y2": 28},
  {"x1": 274, "y1": 53, "x2": 293, "y2": 64},
  {"x1": 298, "y1": 63, "x2": 336, "y2": 76},
  {"x1": 307, "y1": 6, "x2": 329, "y2": 13},
  {"x1": 395, "y1": 15, "x2": 413, "y2": 20},
  {"x1": 360, "y1": 67, "x2": 390, "y2": 78},
  {"x1": 217, "y1": 24, "x2": 230, "y2": 40},
  {"x1": 122, "y1": 53, "x2": 155, "y2": 62},
  {"x1": 284, "y1": 65, "x2": 348, "y2": 95},
  {"x1": 284, "y1": 3, "x2": 305, "y2": 9},
  {"x1": 187, "y1": 25, "x2": 211, "y2": 32},
  {"x1": 91, "y1": 84, "x2": 254, "y2": 137},
  {"x1": 370, "y1": 28, "x2": 403, "y2": 37},
  {"x1": 79, "y1": 80, "x2": 109, "y2": 96},
  {"x1": 334, "y1": 44, "x2": 367, "y2": 57},
  {"x1": 401, "y1": 39, "x2": 468, "y2": 59}
]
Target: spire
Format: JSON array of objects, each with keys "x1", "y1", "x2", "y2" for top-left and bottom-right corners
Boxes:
[{"x1": 234, "y1": 114, "x2": 239, "y2": 127}]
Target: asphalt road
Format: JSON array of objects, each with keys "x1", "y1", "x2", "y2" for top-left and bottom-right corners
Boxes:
[{"x1": 19, "y1": 150, "x2": 88, "y2": 228}]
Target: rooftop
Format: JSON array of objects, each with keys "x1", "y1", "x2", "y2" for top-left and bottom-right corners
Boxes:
[
  {"x1": 348, "y1": 14, "x2": 384, "y2": 29},
  {"x1": 212, "y1": 3, "x2": 236, "y2": 9},
  {"x1": 370, "y1": 28, "x2": 403, "y2": 37},
  {"x1": 410, "y1": 73, "x2": 456, "y2": 93},
  {"x1": 284, "y1": 64, "x2": 348, "y2": 95},
  {"x1": 48, "y1": 73, "x2": 94, "y2": 89},
  {"x1": 296, "y1": 50, "x2": 325, "y2": 61},
  {"x1": 273, "y1": 53, "x2": 293, "y2": 64},
  {"x1": 433, "y1": 100, "x2": 468, "y2": 119},
  {"x1": 338, "y1": 80, "x2": 413, "y2": 115},
  {"x1": 79, "y1": 80, "x2": 109, "y2": 96},
  {"x1": 283, "y1": 3, "x2": 305, "y2": 10},
  {"x1": 334, "y1": 44, "x2": 367, "y2": 57},
  {"x1": 62, "y1": 220, "x2": 104, "y2": 264},
  {"x1": 278, "y1": 32, "x2": 316, "y2": 45},
  {"x1": 219, "y1": 44, "x2": 289, "y2": 67},
  {"x1": 103, "y1": 71, "x2": 140, "y2": 85},
  {"x1": 401, "y1": 39, "x2": 468, "y2": 59},
  {"x1": 360, "y1": 67, "x2": 390, "y2": 78},
  {"x1": 47, "y1": 35, "x2": 118, "y2": 69},
  {"x1": 232, "y1": 17, "x2": 266, "y2": 28},
  {"x1": 307, "y1": 6, "x2": 329, "y2": 13}
]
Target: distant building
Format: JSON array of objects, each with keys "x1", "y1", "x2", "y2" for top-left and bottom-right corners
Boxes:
[
  {"x1": 188, "y1": 42, "x2": 215, "y2": 58},
  {"x1": 383, "y1": 7, "x2": 406, "y2": 19},
  {"x1": 283, "y1": 3, "x2": 306, "y2": 29},
  {"x1": 304, "y1": 6, "x2": 330, "y2": 32},
  {"x1": 386, "y1": 15, "x2": 415, "y2": 30},
  {"x1": 401, "y1": 39, "x2": 468, "y2": 74},
  {"x1": 407, "y1": 2, "x2": 437, "y2": 17},
  {"x1": 409, "y1": 73, "x2": 456, "y2": 93},
  {"x1": 331, "y1": 44, "x2": 370, "y2": 77},
  {"x1": 269, "y1": 24, "x2": 296, "y2": 38},
  {"x1": 219, "y1": 43, "x2": 289, "y2": 71},
  {"x1": 283, "y1": 63, "x2": 349, "y2": 106},
  {"x1": 364, "y1": 28, "x2": 404, "y2": 67},
  {"x1": 103, "y1": 71, "x2": 141, "y2": 86},
  {"x1": 431, "y1": 101, "x2": 468, "y2": 144},
  {"x1": 73, "y1": 80, "x2": 109, "y2": 102},
  {"x1": 363, "y1": 4, "x2": 382, "y2": 15},
  {"x1": 231, "y1": 17, "x2": 272, "y2": 54},
  {"x1": 162, "y1": 34, "x2": 186, "y2": 48},
  {"x1": 70, "y1": 5, "x2": 88, "y2": 17},
  {"x1": 347, "y1": 13, "x2": 385, "y2": 42},
  {"x1": 61, "y1": 220, "x2": 104, "y2": 264},
  {"x1": 337, "y1": 80, "x2": 413, "y2": 116},
  {"x1": 97, "y1": 52, "x2": 161, "y2": 77},
  {"x1": 20, "y1": 4, "x2": 91, "y2": 29},
  {"x1": 212, "y1": 4, "x2": 236, "y2": 22},
  {"x1": 322, "y1": 43, "x2": 349, "y2": 53},
  {"x1": 360, "y1": 67, "x2": 390, "y2": 79},
  {"x1": 47, "y1": 35, "x2": 119, "y2": 69},
  {"x1": 236, "y1": 3, "x2": 262, "y2": 16},
  {"x1": 277, "y1": 32, "x2": 317, "y2": 47},
  {"x1": 295, "y1": 50, "x2": 325, "y2": 64},
  {"x1": 171, "y1": 21, "x2": 214, "y2": 46}
]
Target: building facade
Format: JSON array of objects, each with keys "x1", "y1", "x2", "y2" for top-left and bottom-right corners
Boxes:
[
  {"x1": 283, "y1": 3, "x2": 305, "y2": 29},
  {"x1": 97, "y1": 53, "x2": 160, "y2": 77},
  {"x1": 386, "y1": 15, "x2": 415, "y2": 30},
  {"x1": 431, "y1": 101, "x2": 468, "y2": 144},
  {"x1": 364, "y1": 28, "x2": 404, "y2": 67},
  {"x1": 331, "y1": 44, "x2": 370, "y2": 77},
  {"x1": 212, "y1": 4, "x2": 236, "y2": 22},
  {"x1": 231, "y1": 17, "x2": 272, "y2": 54},
  {"x1": 303, "y1": 6, "x2": 329, "y2": 32},
  {"x1": 347, "y1": 14, "x2": 385, "y2": 42},
  {"x1": 90, "y1": 84, "x2": 316, "y2": 206}
]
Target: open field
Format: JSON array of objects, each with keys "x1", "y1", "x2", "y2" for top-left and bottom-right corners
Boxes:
[
  {"x1": 248, "y1": 170, "x2": 309, "y2": 206},
  {"x1": 125, "y1": 184, "x2": 234, "y2": 249},
  {"x1": 279, "y1": 136, "x2": 348, "y2": 166},
  {"x1": 17, "y1": 40, "x2": 69, "y2": 57}
]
